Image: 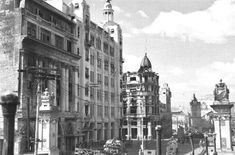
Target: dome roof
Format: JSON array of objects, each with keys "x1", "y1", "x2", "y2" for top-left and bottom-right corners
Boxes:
[
  {"x1": 103, "y1": 0, "x2": 113, "y2": 10},
  {"x1": 138, "y1": 53, "x2": 152, "y2": 72}
]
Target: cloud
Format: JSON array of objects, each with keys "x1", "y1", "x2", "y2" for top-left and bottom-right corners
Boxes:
[
  {"x1": 137, "y1": 10, "x2": 149, "y2": 19},
  {"x1": 123, "y1": 53, "x2": 142, "y2": 72},
  {"x1": 142, "y1": 0, "x2": 235, "y2": 44},
  {"x1": 125, "y1": 13, "x2": 131, "y2": 18},
  {"x1": 112, "y1": 5, "x2": 124, "y2": 14}
]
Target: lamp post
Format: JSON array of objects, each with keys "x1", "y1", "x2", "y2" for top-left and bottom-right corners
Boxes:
[
  {"x1": 155, "y1": 125, "x2": 162, "y2": 155},
  {"x1": 213, "y1": 133, "x2": 217, "y2": 155},
  {"x1": 0, "y1": 92, "x2": 19, "y2": 155},
  {"x1": 188, "y1": 133, "x2": 194, "y2": 155}
]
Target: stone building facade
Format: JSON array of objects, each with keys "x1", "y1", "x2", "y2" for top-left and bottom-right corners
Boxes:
[
  {"x1": 0, "y1": 0, "x2": 123, "y2": 154},
  {"x1": 121, "y1": 54, "x2": 160, "y2": 140},
  {"x1": 190, "y1": 94, "x2": 201, "y2": 130}
]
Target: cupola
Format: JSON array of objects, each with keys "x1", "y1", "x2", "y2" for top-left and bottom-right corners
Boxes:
[
  {"x1": 138, "y1": 53, "x2": 152, "y2": 72},
  {"x1": 103, "y1": 0, "x2": 114, "y2": 22}
]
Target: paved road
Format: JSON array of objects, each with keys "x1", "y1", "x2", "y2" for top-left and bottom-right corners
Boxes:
[{"x1": 125, "y1": 139, "x2": 203, "y2": 155}]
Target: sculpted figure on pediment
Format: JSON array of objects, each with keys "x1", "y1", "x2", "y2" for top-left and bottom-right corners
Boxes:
[{"x1": 213, "y1": 79, "x2": 229, "y2": 103}]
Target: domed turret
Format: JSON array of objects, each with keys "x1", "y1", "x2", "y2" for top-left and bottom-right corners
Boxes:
[
  {"x1": 103, "y1": 0, "x2": 114, "y2": 22},
  {"x1": 138, "y1": 53, "x2": 152, "y2": 72}
]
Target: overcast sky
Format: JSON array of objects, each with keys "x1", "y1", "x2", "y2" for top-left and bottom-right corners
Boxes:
[{"x1": 66, "y1": 0, "x2": 235, "y2": 111}]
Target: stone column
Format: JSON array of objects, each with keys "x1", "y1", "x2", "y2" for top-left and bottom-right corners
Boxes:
[
  {"x1": 0, "y1": 93, "x2": 19, "y2": 155},
  {"x1": 155, "y1": 125, "x2": 162, "y2": 155},
  {"x1": 147, "y1": 122, "x2": 152, "y2": 140}
]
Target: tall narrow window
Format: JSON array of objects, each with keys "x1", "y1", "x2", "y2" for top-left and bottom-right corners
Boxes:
[
  {"x1": 67, "y1": 40, "x2": 72, "y2": 52},
  {"x1": 55, "y1": 35, "x2": 64, "y2": 49},
  {"x1": 40, "y1": 28, "x2": 51, "y2": 44},
  {"x1": 27, "y1": 22, "x2": 36, "y2": 38}
]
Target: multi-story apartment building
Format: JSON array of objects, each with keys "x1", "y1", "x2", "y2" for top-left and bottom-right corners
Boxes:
[
  {"x1": 121, "y1": 54, "x2": 160, "y2": 140},
  {"x1": 0, "y1": 0, "x2": 123, "y2": 154}
]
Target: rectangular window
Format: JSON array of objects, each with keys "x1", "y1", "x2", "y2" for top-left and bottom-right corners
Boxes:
[
  {"x1": 55, "y1": 35, "x2": 64, "y2": 49},
  {"x1": 85, "y1": 49, "x2": 89, "y2": 61},
  {"x1": 90, "y1": 34, "x2": 95, "y2": 46},
  {"x1": 97, "y1": 89, "x2": 102, "y2": 101},
  {"x1": 105, "y1": 106, "x2": 109, "y2": 116},
  {"x1": 27, "y1": 22, "x2": 36, "y2": 38},
  {"x1": 111, "y1": 63, "x2": 115, "y2": 74},
  {"x1": 104, "y1": 76, "x2": 109, "y2": 87},
  {"x1": 104, "y1": 60, "x2": 109, "y2": 71},
  {"x1": 104, "y1": 91, "x2": 109, "y2": 102},
  {"x1": 85, "y1": 105, "x2": 89, "y2": 116},
  {"x1": 97, "y1": 74, "x2": 102, "y2": 85},
  {"x1": 130, "y1": 77, "x2": 136, "y2": 81},
  {"x1": 97, "y1": 58, "x2": 102, "y2": 68},
  {"x1": 85, "y1": 68, "x2": 89, "y2": 79},
  {"x1": 67, "y1": 40, "x2": 72, "y2": 52},
  {"x1": 90, "y1": 87, "x2": 95, "y2": 100},
  {"x1": 85, "y1": 86, "x2": 89, "y2": 97},
  {"x1": 111, "y1": 107, "x2": 115, "y2": 117},
  {"x1": 103, "y1": 42, "x2": 109, "y2": 54},
  {"x1": 111, "y1": 78, "x2": 115, "y2": 88},
  {"x1": 90, "y1": 55, "x2": 95, "y2": 65},
  {"x1": 90, "y1": 71, "x2": 94, "y2": 83},
  {"x1": 110, "y1": 47, "x2": 114, "y2": 57},
  {"x1": 96, "y1": 38, "x2": 101, "y2": 50},
  {"x1": 40, "y1": 28, "x2": 51, "y2": 44},
  {"x1": 111, "y1": 92, "x2": 115, "y2": 102},
  {"x1": 77, "y1": 26, "x2": 80, "y2": 38}
]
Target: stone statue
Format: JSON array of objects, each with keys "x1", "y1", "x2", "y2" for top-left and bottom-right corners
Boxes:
[{"x1": 213, "y1": 79, "x2": 229, "y2": 103}]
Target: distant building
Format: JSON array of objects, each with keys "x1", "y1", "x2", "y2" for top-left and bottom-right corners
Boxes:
[
  {"x1": 172, "y1": 111, "x2": 189, "y2": 135},
  {"x1": 121, "y1": 54, "x2": 160, "y2": 140},
  {"x1": 0, "y1": 0, "x2": 123, "y2": 154},
  {"x1": 159, "y1": 83, "x2": 172, "y2": 138},
  {"x1": 190, "y1": 94, "x2": 213, "y2": 132}
]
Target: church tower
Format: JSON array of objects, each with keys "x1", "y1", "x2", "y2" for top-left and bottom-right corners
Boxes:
[{"x1": 190, "y1": 94, "x2": 201, "y2": 130}]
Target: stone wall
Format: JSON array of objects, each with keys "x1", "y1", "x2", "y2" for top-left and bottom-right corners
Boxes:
[{"x1": 0, "y1": 0, "x2": 21, "y2": 136}]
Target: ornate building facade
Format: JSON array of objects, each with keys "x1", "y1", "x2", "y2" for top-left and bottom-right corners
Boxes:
[
  {"x1": 121, "y1": 54, "x2": 160, "y2": 140},
  {"x1": 0, "y1": 0, "x2": 123, "y2": 154}
]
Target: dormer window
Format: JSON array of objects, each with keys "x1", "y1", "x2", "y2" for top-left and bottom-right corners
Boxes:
[{"x1": 75, "y1": 3, "x2": 79, "y2": 9}]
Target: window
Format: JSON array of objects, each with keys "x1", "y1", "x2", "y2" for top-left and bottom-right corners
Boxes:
[
  {"x1": 97, "y1": 89, "x2": 102, "y2": 101},
  {"x1": 85, "y1": 68, "x2": 89, "y2": 79},
  {"x1": 85, "y1": 85, "x2": 89, "y2": 96},
  {"x1": 85, "y1": 105, "x2": 89, "y2": 116},
  {"x1": 90, "y1": 71, "x2": 94, "y2": 82},
  {"x1": 130, "y1": 77, "x2": 136, "y2": 81},
  {"x1": 90, "y1": 55, "x2": 94, "y2": 65},
  {"x1": 85, "y1": 49, "x2": 89, "y2": 61},
  {"x1": 77, "y1": 48, "x2": 80, "y2": 55},
  {"x1": 77, "y1": 26, "x2": 80, "y2": 38},
  {"x1": 104, "y1": 91, "x2": 109, "y2": 102},
  {"x1": 130, "y1": 106, "x2": 137, "y2": 114},
  {"x1": 55, "y1": 35, "x2": 64, "y2": 49},
  {"x1": 27, "y1": 22, "x2": 36, "y2": 38},
  {"x1": 98, "y1": 105, "x2": 102, "y2": 116},
  {"x1": 97, "y1": 74, "x2": 102, "y2": 85},
  {"x1": 111, "y1": 92, "x2": 115, "y2": 102},
  {"x1": 68, "y1": 68, "x2": 73, "y2": 104},
  {"x1": 103, "y1": 42, "x2": 109, "y2": 54},
  {"x1": 40, "y1": 28, "x2": 51, "y2": 44},
  {"x1": 67, "y1": 40, "x2": 72, "y2": 52},
  {"x1": 111, "y1": 108, "x2": 115, "y2": 117},
  {"x1": 105, "y1": 106, "x2": 109, "y2": 116},
  {"x1": 110, "y1": 47, "x2": 114, "y2": 57},
  {"x1": 90, "y1": 87, "x2": 95, "y2": 100},
  {"x1": 90, "y1": 34, "x2": 95, "y2": 46},
  {"x1": 104, "y1": 76, "x2": 109, "y2": 87},
  {"x1": 111, "y1": 78, "x2": 115, "y2": 88},
  {"x1": 96, "y1": 37, "x2": 101, "y2": 50},
  {"x1": 97, "y1": 58, "x2": 102, "y2": 68},
  {"x1": 104, "y1": 60, "x2": 109, "y2": 71},
  {"x1": 111, "y1": 63, "x2": 115, "y2": 74}
]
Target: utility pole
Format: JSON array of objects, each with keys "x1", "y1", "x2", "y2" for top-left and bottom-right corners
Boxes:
[{"x1": 20, "y1": 66, "x2": 60, "y2": 155}]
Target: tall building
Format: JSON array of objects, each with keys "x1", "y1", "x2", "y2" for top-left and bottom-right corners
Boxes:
[
  {"x1": 159, "y1": 83, "x2": 172, "y2": 138},
  {"x1": 190, "y1": 94, "x2": 202, "y2": 130},
  {"x1": 0, "y1": 0, "x2": 123, "y2": 154},
  {"x1": 122, "y1": 54, "x2": 160, "y2": 140}
]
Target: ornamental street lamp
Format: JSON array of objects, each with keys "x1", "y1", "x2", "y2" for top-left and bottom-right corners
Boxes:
[
  {"x1": 155, "y1": 125, "x2": 162, "y2": 155},
  {"x1": 0, "y1": 92, "x2": 19, "y2": 155}
]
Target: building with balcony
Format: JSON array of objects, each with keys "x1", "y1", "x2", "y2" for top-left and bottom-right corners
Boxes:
[
  {"x1": 121, "y1": 54, "x2": 160, "y2": 140},
  {"x1": 0, "y1": 0, "x2": 123, "y2": 154}
]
